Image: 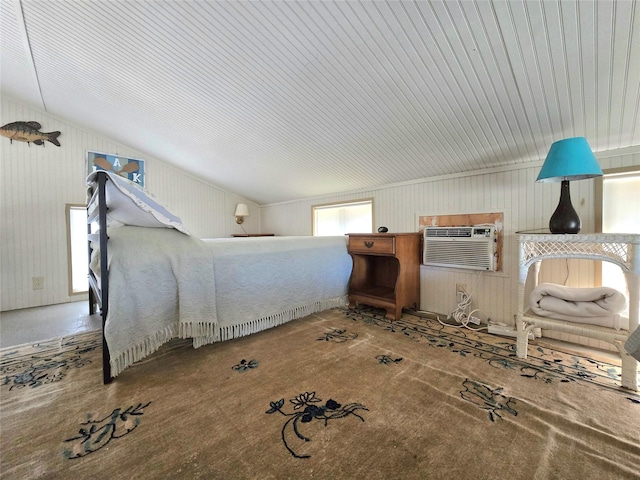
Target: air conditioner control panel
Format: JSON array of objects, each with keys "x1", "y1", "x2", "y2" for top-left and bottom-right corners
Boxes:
[{"x1": 473, "y1": 227, "x2": 495, "y2": 237}]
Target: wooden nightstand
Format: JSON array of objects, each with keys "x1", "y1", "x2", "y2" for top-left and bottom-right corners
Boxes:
[{"x1": 347, "y1": 232, "x2": 421, "y2": 320}]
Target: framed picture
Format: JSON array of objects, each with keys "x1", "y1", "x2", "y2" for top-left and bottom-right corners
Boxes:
[{"x1": 86, "y1": 151, "x2": 145, "y2": 187}]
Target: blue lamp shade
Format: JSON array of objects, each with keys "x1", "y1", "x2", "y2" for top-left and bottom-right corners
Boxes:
[
  {"x1": 536, "y1": 137, "x2": 602, "y2": 234},
  {"x1": 536, "y1": 137, "x2": 602, "y2": 182}
]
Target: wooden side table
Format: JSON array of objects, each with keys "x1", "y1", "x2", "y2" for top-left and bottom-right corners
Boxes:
[
  {"x1": 515, "y1": 233, "x2": 639, "y2": 391},
  {"x1": 347, "y1": 232, "x2": 421, "y2": 320}
]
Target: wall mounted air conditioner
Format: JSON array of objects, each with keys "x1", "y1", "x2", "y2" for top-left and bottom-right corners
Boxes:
[{"x1": 423, "y1": 226, "x2": 497, "y2": 271}]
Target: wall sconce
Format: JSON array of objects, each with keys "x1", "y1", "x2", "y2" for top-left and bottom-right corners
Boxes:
[
  {"x1": 536, "y1": 137, "x2": 603, "y2": 234},
  {"x1": 234, "y1": 203, "x2": 250, "y2": 224}
]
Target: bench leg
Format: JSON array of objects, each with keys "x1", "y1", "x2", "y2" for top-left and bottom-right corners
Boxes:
[
  {"x1": 516, "y1": 318, "x2": 538, "y2": 359},
  {"x1": 615, "y1": 341, "x2": 639, "y2": 391},
  {"x1": 516, "y1": 318, "x2": 529, "y2": 359}
]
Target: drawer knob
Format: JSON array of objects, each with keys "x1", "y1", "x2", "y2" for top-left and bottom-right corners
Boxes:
[{"x1": 364, "y1": 241, "x2": 374, "y2": 248}]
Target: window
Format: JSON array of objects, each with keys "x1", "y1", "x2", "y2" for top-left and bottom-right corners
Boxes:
[
  {"x1": 312, "y1": 199, "x2": 373, "y2": 236},
  {"x1": 601, "y1": 169, "x2": 640, "y2": 234},
  {"x1": 596, "y1": 167, "x2": 640, "y2": 315},
  {"x1": 67, "y1": 204, "x2": 88, "y2": 295}
]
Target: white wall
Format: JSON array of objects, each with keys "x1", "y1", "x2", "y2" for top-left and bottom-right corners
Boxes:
[
  {"x1": 261, "y1": 146, "x2": 640, "y2": 349},
  {"x1": 3, "y1": 94, "x2": 638, "y2": 351},
  {"x1": 0, "y1": 96, "x2": 258, "y2": 311}
]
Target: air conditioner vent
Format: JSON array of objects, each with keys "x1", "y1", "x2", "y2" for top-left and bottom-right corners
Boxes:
[
  {"x1": 423, "y1": 226, "x2": 497, "y2": 271},
  {"x1": 425, "y1": 227, "x2": 472, "y2": 238}
]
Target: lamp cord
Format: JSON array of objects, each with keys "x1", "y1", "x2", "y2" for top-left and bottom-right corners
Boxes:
[{"x1": 436, "y1": 291, "x2": 488, "y2": 332}]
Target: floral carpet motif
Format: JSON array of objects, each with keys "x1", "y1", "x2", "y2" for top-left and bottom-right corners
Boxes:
[
  {"x1": 266, "y1": 391, "x2": 368, "y2": 459},
  {"x1": 375, "y1": 354, "x2": 403, "y2": 365},
  {"x1": 316, "y1": 328, "x2": 358, "y2": 343},
  {"x1": 232, "y1": 359, "x2": 259, "y2": 372},
  {"x1": 460, "y1": 379, "x2": 518, "y2": 422},
  {"x1": 342, "y1": 306, "x2": 640, "y2": 403},
  {"x1": 63, "y1": 402, "x2": 152, "y2": 459},
  {"x1": 0, "y1": 332, "x2": 101, "y2": 390},
  {"x1": 2, "y1": 308, "x2": 638, "y2": 478}
]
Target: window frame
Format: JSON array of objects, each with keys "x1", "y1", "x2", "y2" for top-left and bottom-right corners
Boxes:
[
  {"x1": 594, "y1": 165, "x2": 640, "y2": 233},
  {"x1": 311, "y1": 198, "x2": 374, "y2": 236},
  {"x1": 593, "y1": 165, "x2": 640, "y2": 285},
  {"x1": 66, "y1": 203, "x2": 89, "y2": 296}
]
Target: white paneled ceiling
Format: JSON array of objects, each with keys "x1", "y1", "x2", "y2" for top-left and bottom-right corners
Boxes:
[{"x1": 1, "y1": 0, "x2": 638, "y2": 204}]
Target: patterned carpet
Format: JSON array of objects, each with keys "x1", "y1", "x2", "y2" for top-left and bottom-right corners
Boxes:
[
  {"x1": 1, "y1": 306, "x2": 639, "y2": 479},
  {"x1": 343, "y1": 306, "x2": 640, "y2": 399},
  {"x1": 1, "y1": 333, "x2": 101, "y2": 390}
]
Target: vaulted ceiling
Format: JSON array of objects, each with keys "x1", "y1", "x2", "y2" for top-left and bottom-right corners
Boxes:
[{"x1": 1, "y1": 0, "x2": 638, "y2": 204}]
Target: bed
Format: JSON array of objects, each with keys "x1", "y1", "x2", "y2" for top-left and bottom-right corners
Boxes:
[{"x1": 87, "y1": 171, "x2": 352, "y2": 383}]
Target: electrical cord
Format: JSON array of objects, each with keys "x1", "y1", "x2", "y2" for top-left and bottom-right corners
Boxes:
[
  {"x1": 449, "y1": 291, "x2": 471, "y2": 323},
  {"x1": 416, "y1": 290, "x2": 490, "y2": 332},
  {"x1": 439, "y1": 291, "x2": 488, "y2": 332}
]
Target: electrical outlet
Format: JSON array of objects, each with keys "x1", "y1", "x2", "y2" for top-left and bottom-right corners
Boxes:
[
  {"x1": 32, "y1": 276, "x2": 44, "y2": 290},
  {"x1": 456, "y1": 283, "x2": 467, "y2": 303}
]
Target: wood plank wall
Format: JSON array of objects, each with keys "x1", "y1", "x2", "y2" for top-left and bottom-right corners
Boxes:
[
  {"x1": 2, "y1": 95, "x2": 639, "y2": 352},
  {"x1": 0, "y1": 96, "x2": 257, "y2": 311},
  {"x1": 261, "y1": 147, "x2": 640, "y2": 350}
]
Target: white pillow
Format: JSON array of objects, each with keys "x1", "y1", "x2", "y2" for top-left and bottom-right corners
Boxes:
[{"x1": 87, "y1": 170, "x2": 189, "y2": 234}]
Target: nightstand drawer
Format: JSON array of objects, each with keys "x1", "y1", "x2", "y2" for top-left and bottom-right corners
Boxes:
[{"x1": 348, "y1": 235, "x2": 395, "y2": 255}]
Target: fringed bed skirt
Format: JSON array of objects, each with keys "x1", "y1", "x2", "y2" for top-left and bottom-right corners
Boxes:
[
  {"x1": 111, "y1": 296, "x2": 348, "y2": 376},
  {"x1": 194, "y1": 296, "x2": 348, "y2": 347},
  {"x1": 110, "y1": 325, "x2": 177, "y2": 378}
]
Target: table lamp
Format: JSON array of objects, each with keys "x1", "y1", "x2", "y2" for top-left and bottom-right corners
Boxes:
[
  {"x1": 536, "y1": 137, "x2": 602, "y2": 234},
  {"x1": 234, "y1": 203, "x2": 250, "y2": 224}
]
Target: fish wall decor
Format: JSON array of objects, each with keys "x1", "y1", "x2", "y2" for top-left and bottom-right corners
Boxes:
[{"x1": 0, "y1": 121, "x2": 61, "y2": 146}]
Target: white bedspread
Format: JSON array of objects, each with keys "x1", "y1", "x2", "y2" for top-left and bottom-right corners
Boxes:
[
  {"x1": 529, "y1": 283, "x2": 627, "y2": 329},
  {"x1": 105, "y1": 227, "x2": 352, "y2": 377},
  {"x1": 202, "y1": 236, "x2": 352, "y2": 342}
]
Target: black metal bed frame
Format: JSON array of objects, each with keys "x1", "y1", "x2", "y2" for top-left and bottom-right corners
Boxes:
[{"x1": 87, "y1": 171, "x2": 112, "y2": 384}]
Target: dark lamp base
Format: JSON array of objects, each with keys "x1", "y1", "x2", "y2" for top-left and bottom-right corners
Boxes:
[{"x1": 549, "y1": 180, "x2": 581, "y2": 234}]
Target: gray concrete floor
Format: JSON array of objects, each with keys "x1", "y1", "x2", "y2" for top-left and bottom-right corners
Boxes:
[{"x1": 0, "y1": 301, "x2": 101, "y2": 348}]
